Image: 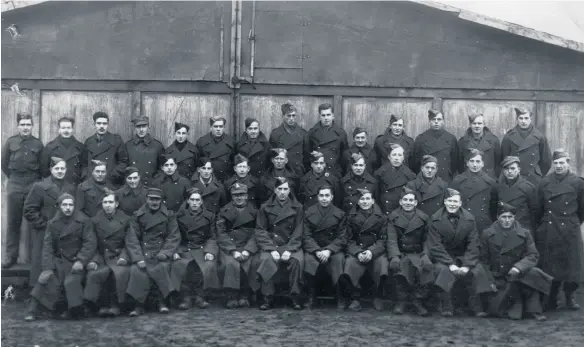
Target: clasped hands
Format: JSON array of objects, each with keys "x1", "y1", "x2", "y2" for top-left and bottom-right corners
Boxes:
[
  {"x1": 449, "y1": 264, "x2": 470, "y2": 277},
  {"x1": 233, "y1": 250, "x2": 250, "y2": 262},
  {"x1": 315, "y1": 249, "x2": 331, "y2": 263},
  {"x1": 357, "y1": 250, "x2": 372, "y2": 263},
  {"x1": 271, "y1": 250, "x2": 292, "y2": 262}
]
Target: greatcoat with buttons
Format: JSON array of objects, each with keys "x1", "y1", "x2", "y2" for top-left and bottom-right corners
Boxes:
[
  {"x1": 85, "y1": 132, "x2": 128, "y2": 187},
  {"x1": 75, "y1": 178, "x2": 115, "y2": 218},
  {"x1": 298, "y1": 169, "x2": 341, "y2": 209},
  {"x1": 413, "y1": 129, "x2": 458, "y2": 182},
  {"x1": 269, "y1": 123, "x2": 308, "y2": 176},
  {"x1": 374, "y1": 163, "x2": 417, "y2": 215},
  {"x1": 374, "y1": 129, "x2": 415, "y2": 171},
  {"x1": 341, "y1": 143, "x2": 379, "y2": 176},
  {"x1": 151, "y1": 172, "x2": 191, "y2": 212},
  {"x1": 306, "y1": 122, "x2": 348, "y2": 176},
  {"x1": 236, "y1": 131, "x2": 272, "y2": 178},
  {"x1": 339, "y1": 171, "x2": 379, "y2": 213},
  {"x1": 196, "y1": 132, "x2": 236, "y2": 182},
  {"x1": 165, "y1": 140, "x2": 199, "y2": 179},
  {"x1": 493, "y1": 176, "x2": 538, "y2": 234},
  {"x1": 536, "y1": 172, "x2": 584, "y2": 283},
  {"x1": 501, "y1": 125, "x2": 552, "y2": 186},
  {"x1": 115, "y1": 184, "x2": 148, "y2": 216},
  {"x1": 41, "y1": 136, "x2": 88, "y2": 185},
  {"x1": 224, "y1": 174, "x2": 262, "y2": 208},
  {"x1": 406, "y1": 173, "x2": 449, "y2": 218},
  {"x1": 190, "y1": 173, "x2": 228, "y2": 213},
  {"x1": 125, "y1": 134, "x2": 165, "y2": 188},
  {"x1": 259, "y1": 165, "x2": 300, "y2": 203},
  {"x1": 450, "y1": 171, "x2": 498, "y2": 234},
  {"x1": 457, "y1": 127, "x2": 501, "y2": 179}
]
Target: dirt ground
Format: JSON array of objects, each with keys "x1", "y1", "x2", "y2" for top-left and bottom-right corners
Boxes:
[{"x1": 2, "y1": 295, "x2": 583, "y2": 347}]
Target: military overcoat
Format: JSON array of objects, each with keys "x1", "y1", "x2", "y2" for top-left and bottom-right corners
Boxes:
[
  {"x1": 41, "y1": 136, "x2": 87, "y2": 185},
  {"x1": 341, "y1": 143, "x2": 378, "y2": 176},
  {"x1": 235, "y1": 132, "x2": 272, "y2": 178},
  {"x1": 196, "y1": 133, "x2": 236, "y2": 181},
  {"x1": 373, "y1": 129, "x2": 414, "y2": 170},
  {"x1": 339, "y1": 172, "x2": 378, "y2": 213},
  {"x1": 501, "y1": 126, "x2": 552, "y2": 186},
  {"x1": 413, "y1": 129, "x2": 458, "y2": 182},
  {"x1": 165, "y1": 140, "x2": 199, "y2": 179},
  {"x1": 450, "y1": 171, "x2": 497, "y2": 233},
  {"x1": 115, "y1": 184, "x2": 148, "y2": 216},
  {"x1": 76, "y1": 179, "x2": 114, "y2": 218},
  {"x1": 224, "y1": 174, "x2": 262, "y2": 208},
  {"x1": 374, "y1": 164, "x2": 416, "y2": 215},
  {"x1": 152, "y1": 172, "x2": 191, "y2": 212},
  {"x1": 298, "y1": 169, "x2": 341, "y2": 209},
  {"x1": 125, "y1": 134, "x2": 165, "y2": 187},
  {"x1": 190, "y1": 173, "x2": 228, "y2": 213},
  {"x1": 457, "y1": 128, "x2": 501, "y2": 178},
  {"x1": 269, "y1": 124, "x2": 308, "y2": 176},
  {"x1": 306, "y1": 122, "x2": 348, "y2": 176},
  {"x1": 406, "y1": 174, "x2": 448, "y2": 217},
  {"x1": 493, "y1": 176, "x2": 538, "y2": 233},
  {"x1": 84, "y1": 132, "x2": 128, "y2": 187}
]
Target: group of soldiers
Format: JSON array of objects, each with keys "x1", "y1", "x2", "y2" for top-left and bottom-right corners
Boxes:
[{"x1": 2, "y1": 102, "x2": 582, "y2": 322}]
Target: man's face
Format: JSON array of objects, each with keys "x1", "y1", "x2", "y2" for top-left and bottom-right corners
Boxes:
[
  {"x1": 246, "y1": 121, "x2": 259, "y2": 139},
  {"x1": 232, "y1": 193, "x2": 248, "y2": 207},
  {"x1": 92, "y1": 165, "x2": 107, "y2": 182},
  {"x1": 162, "y1": 159, "x2": 177, "y2": 176},
  {"x1": 126, "y1": 172, "x2": 141, "y2": 188},
  {"x1": 470, "y1": 116, "x2": 485, "y2": 136},
  {"x1": 516, "y1": 113, "x2": 532, "y2": 129},
  {"x1": 422, "y1": 162, "x2": 438, "y2": 179},
  {"x1": 503, "y1": 163, "x2": 520, "y2": 180},
  {"x1": 275, "y1": 183, "x2": 290, "y2": 201},
  {"x1": 553, "y1": 157, "x2": 570, "y2": 175},
  {"x1": 467, "y1": 155, "x2": 484, "y2": 173},
  {"x1": 211, "y1": 120, "x2": 225, "y2": 137},
  {"x1": 430, "y1": 114, "x2": 445, "y2": 130},
  {"x1": 354, "y1": 132, "x2": 367, "y2": 148},
  {"x1": 147, "y1": 196, "x2": 162, "y2": 211},
  {"x1": 94, "y1": 117, "x2": 109, "y2": 135},
  {"x1": 17, "y1": 119, "x2": 33, "y2": 137},
  {"x1": 58, "y1": 121, "x2": 74, "y2": 138},
  {"x1": 389, "y1": 148, "x2": 404, "y2": 167},
  {"x1": 60, "y1": 198, "x2": 75, "y2": 216},
  {"x1": 311, "y1": 157, "x2": 326, "y2": 174},
  {"x1": 318, "y1": 188, "x2": 333, "y2": 207},
  {"x1": 175, "y1": 127, "x2": 188, "y2": 143},
  {"x1": 283, "y1": 111, "x2": 297, "y2": 126},
  {"x1": 102, "y1": 194, "x2": 118, "y2": 215},
  {"x1": 319, "y1": 108, "x2": 334, "y2": 127},
  {"x1": 444, "y1": 195, "x2": 462, "y2": 213},
  {"x1": 198, "y1": 162, "x2": 213, "y2": 179},
  {"x1": 51, "y1": 161, "x2": 67, "y2": 180},
  {"x1": 390, "y1": 119, "x2": 404, "y2": 136},
  {"x1": 498, "y1": 212, "x2": 515, "y2": 229},
  {"x1": 358, "y1": 193, "x2": 374, "y2": 210},
  {"x1": 272, "y1": 153, "x2": 288, "y2": 169},
  {"x1": 135, "y1": 124, "x2": 149, "y2": 138},
  {"x1": 399, "y1": 193, "x2": 418, "y2": 212},
  {"x1": 234, "y1": 162, "x2": 250, "y2": 178},
  {"x1": 187, "y1": 193, "x2": 203, "y2": 211},
  {"x1": 351, "y1": 158, "x2": 366, "y2": 176}
]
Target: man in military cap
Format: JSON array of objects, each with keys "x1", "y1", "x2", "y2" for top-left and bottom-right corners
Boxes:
[
  {"x1": 303, "y1": 184, "x2": 348, "y2": 310},
  {"x1": 374, "y1": 143, "x2": 416, "y2": 215},
  {"x1": 2, "y1": 113, "x2": 44, "y2": 268},
  {"x1": 216, "y1": 183, "x2": 260, "y2": 308},
  {"x1": 125, "y1": 188, "x2": 181, "y2": 316},
  {"x1": 536, "y1": 149, "x2": 584, "y2": 311},
  {"x1": 84, "y1": 111, "x2": 128, "y2": 188},
  {"x1": 501, "y1": 108, "x2": 551, "y2": 186},
  {"x1": 269, "y1": 102, "x2": 308, "y2": 176},
  {"x1": 76, "y1": 160, "x2": 114, "y2": 218},
  {"x1": 115, "y1": 167, "x2": 148, "y2": 216},
  {"x1": 406, "y1": 155, "x2": 449, "y2": 217},
  {"x1": 480, "y1": 202, "x2": 550, "y2": 321},
  {"x1": 299, "y1": 151, "x2": 341, "y2": 209},
  {"x1": 426, "y1": 188, "x2": 491, "y2": 317},
  {"x1": 125, "y1": 115, "x2": 165, "y2": 188},
  {"x1": 413, "y1": 110, "x2": 458, "y2": 182},
  {"x1": 25, "y1": 193, "x2": 96, "y2": 321},
  {"x1": 342, "y1": 127, "x2": 379, "y2": 176},
  {"x1": 224, "y1": 154, "x2": 262, "y2": 208},
  {"x1": 260, "y1": 148, "x2": 300, "y2": 202},
  {"x1": 254, "y1": 178, "x2": 304, "y2": 310},
  {"x1": 374, "y1": 114, "x2": 414, "y2": 170},
  {"x1": 41, "y1": 116, "x2": 87, "y2": 185},
  {"x1": 196, "y1": 116, "x2": 235, "y2": 181},
  {"x1": 165, "y1": 122, "x2": 199, "y2": 179},
  {"x1": 306, "y1": 103, "x2": 348, "y2": 176},
  {"x1": 457, "y1": 113, "x2": 501, "y2": 179},
  {"x1": 493, "y1": 156, "x2": 538, "y2": 234},
  {"x1": 151, "y1": 154, "x2": 191, "y2": 212}
]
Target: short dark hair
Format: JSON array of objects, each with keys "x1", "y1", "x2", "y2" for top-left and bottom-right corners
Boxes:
[
  {"x1": 209, "y1": 117, "x2": 227, "y2": 126},
  {"x1": 318, "y1": 103, "x2": 333, "y2": 114},
  {"x1": 58, "y1": 116, "x2": 75, "y2": 126},
  {"x1": 92, "y1": 112, "x2": 109, "y2": 122},
  {"x1": 16, "y1": 113, "x2": 33, "y2": 124}
]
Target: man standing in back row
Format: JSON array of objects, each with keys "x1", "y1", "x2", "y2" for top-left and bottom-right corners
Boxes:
[
  {"x1": 125, "y1": 116, "x2": 165, "y2": 188},
  {"x1": 196, "y1": 116, "x2": 235, "y2": 181},
  {"x1": 269, "y1": 103, "x2": 308, "y2": 176},
  {"x1": 306, "y1": 104, "x2": 348, "y2": 177}
]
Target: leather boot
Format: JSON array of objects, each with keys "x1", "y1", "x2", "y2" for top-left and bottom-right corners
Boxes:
[
  {"x1": 412, "y1": 300, "x2": 429, "y2": 317},
  {"x1": 392, "y1": 301, "x2": 406, "y2": 315},
  {"x1": 259, "y1": 295, "x2": 273, "y2": 310},
  {"x1": 290, "y1": 294, "x2": 302, "y2": 310},
  {"x1": 24, "y1": 298, "x2": 39, "y2": 321},
  {"x1": 439, "y1": 292, "x2": 454, "y2": 317},
  {"x1": 226, "y1": 290, "x2": 238, "y2": 309},
  {"x1": 565, "y1": 292, "x2": 581, "y2": 310},
  {"x1": 194, "y1": 296, "x2": 210, "y2": 309}
]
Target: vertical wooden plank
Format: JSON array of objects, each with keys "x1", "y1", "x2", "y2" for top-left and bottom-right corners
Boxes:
[
  {"x1": 131, "y1": 91, "x2": 142, "y2": 120},
  {"x1": 334, "y1": 95, "x2": 343, "y2": 127}
]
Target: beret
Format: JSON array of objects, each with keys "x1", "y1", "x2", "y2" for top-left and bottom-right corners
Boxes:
[
  {"x1": 357, "y1": 188, "x2": 372, "y2": 198},
  {"x1": 274, "y1": 177, "x2": 289, "y2": 187},
  {"x1": 234, "y1": 154, "x2": 249, "y2": 166},
  {"x1": 465, "y1": 148, "x2": 484, "y2": 161},
  {"x1": 468, "y1": 113, "x2": 483, "y2": 123},
  {"x1": 57, "y1": 193, "x2": 74, "y2": 205},
  {"x1": 428, "y1": 109, "x2": 442, "y2": 120},
  {"x1": 353, "y1": 127, "x2": 367, "y2": 138},
  {"x1": 270, "y1": 148, "x2": 287, "y2": 159},
  {"x1": 552, "y1": 148, "x2": 569, "y2": 161},
  {"x1": 400, "y1": 186, "x2": 419, "y2": 201},
  {"x1": 91, "y1": 159, "x2": 107, "y2": 167},
  {"x1": 514, "y1": 108, "x2": 529, "y2": 116},
  {"x1": 497, "y1": 201, "x2": 516, "y2": 216},
  {"x1": 389, "y1": 114, "x2": 403, "y2": 125},
  {"x1": 125, "y1": 166, "x2": 140, "y2": 177},
  {"x1": 350, "y1": 152, "x2": 364, "y2": 164},
  {"x1": 50, "y1": 156, "x2": 65, "y2": 167},
  {"x1": 309, "y1": 151, "x2": 324, "y2": 163},
  {"x1": 446, "y1": 188, "x2": 461, "y2": 198}
]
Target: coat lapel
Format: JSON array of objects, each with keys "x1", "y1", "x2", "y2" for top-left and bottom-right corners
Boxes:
[
  {"x1": 59, "y1": 216, "x2": 83, "y2": 239},
  {"x1": 274, "y1": 201, "x2": 298, "y2": 224},
  {"x1": 545, "y1": 179, "x2": 575, "y2": 199},
  {"x1": 460, "y1": 174, "x2": 491, "y2": 199},
  {"x1": 423, "y1": 132, "x2": 451, "y2": 154},
  {"x1": 361, "y1": 207, "x2": 384, "y2": 232},
  {"x1": 144, "y1": 207, "x2": 168, "y2": 230},
  {"x1": 233, "y1": 207, "x2": 255, "y2": 228}
]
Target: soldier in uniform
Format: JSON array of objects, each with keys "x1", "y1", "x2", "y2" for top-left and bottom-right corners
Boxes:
[
  {"x1": 76, "y1": 160, "x2": 114, "y2": 218},
  {"x1": 84, "y1": 112, "x2": 128, "y2": 188},
  {"x1": 125, "y1": 116, "x2": 164, "y2": 188},
  {"x1": 125, "y1": 188, "x2": 181, "y2": 316},
  {"x1": 24, "y1": 157, "x2": 76, "y2": 286},
  {"x1": 303, "y1": 184, "x2": 348, "y2": 310},
  {"x1": 151, "y1": 155, "x2": 191, "y2": 212},
  {"x1": 406, "y1": 155, "x2": 449, "y2": 217},
  {"x1": 1, "y1": 113, "x2": 43, "y2": 268},
  {"x1": 236, "y1": 117, "x2": 272, "y2": 178},
  {"x1": 480, "y1": 202, "x2": 550, "y2": 321},
  {"x1": 374, "y1": 114, "x2": 414, "y2": 170},
  {"x1": 340, "y1": 153, "x2": 378, "y2": 213},
  {"x1": 269, "y1": 102, "x2": 308, "y2": 176},
  {"x1": 374, "y1": 143, "x2": 416, "y2": 216},
  {"x1": 25, "y1": 193, "x2": 96, "y2": 321},
  {"x1": 426, "y1": 188, "x2": 491, "y2": 317},
  {"x1": 115, "y1": 167, "x2": 148, "y2": 216},
  {"x1": 536, "y1": 149, "x2": 584, "y2": 311},
  {"x1": 343, "y1": 188, "x2": 389, "y2": 311},
  {"x1": 298, "y1": 151, "x2": 341, "y2": 209},
  {"x1": 190, "y1": 157, "x2": 227, "y2": 213},
  {"x1": 224, "y1": 154, "x2": 261, "y2": 208},
  {"x1": 493, "y1": 156, "x2": 538, "y2": 234},
  {"x1": 341, "y1": 127, "x2": 378, "y2": 176},
  {"x1": 196, "y1": 116, "x2": 235, "y2": 181},
  {"x1": 501, "y1": 108, "x2": 551, "y2": 186},
  {"x1": 165, "y1": 122, "x2": 198, "y2": 179},
  {"x1": 170, "y1": 188, "x2": 220, "y2": 310},
  {"x1": 413, "y1": 110, "x2": 458, "y2": 182},
  {"x1": 40, "y1": 116, "x2": 87, "y2": 185},
  {"x1": 216, "y1": 183, "x2": 260, "y2": 308},
  {"x1": 457, "y1": 114, "x2": 501, "y2": 179},
  {"x1": 260, "y1": 148, "x2": 300, "y2": 202},
  {"x1": 306, "y1": 103, "x2": 348, "y2": 176},
  {"x1": 83, "y1": 191, "x2": 132, "y2": 317},
  {"x1": 387, "y1": 187, "x2": 433, "y2": 316},
  {"x1": 450, "y1": 148, "x2": 498, "y2": 234},
  {"x1": 254, "y1": 178, "x2": 304, "y2": 310}
]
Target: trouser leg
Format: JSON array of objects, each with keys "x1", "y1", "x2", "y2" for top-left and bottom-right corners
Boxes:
[
  {"x1": 5, "y1": 179, "x2": 28, "y2": 262},
  {"x1": 547, "y1": 280, "x2": 561, "y2": 310}
]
